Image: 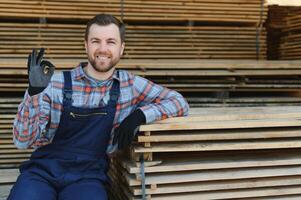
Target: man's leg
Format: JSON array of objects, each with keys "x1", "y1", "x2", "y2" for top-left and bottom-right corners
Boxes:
[
  {"x1": 7, "y1": 172, "x2": 57, "y2": 200},
  {"x1": 58, "y1": 179, "x2": 107, "y2": 200}
]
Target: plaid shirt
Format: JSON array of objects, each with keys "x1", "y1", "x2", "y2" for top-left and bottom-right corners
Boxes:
[{"x1": 13, "y1": 64, "x2": 189, "y2": 152}]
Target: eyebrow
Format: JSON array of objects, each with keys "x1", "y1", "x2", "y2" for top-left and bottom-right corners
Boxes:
[
  {"x1": 90, "y1": 37, "x2": 117, "y2": 41},
  {"x1": 107, "y1": 38, "x2": 117, "y2": 41}
]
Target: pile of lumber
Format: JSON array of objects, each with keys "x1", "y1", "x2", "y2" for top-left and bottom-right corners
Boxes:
[
  {"x1": 1, "y1": 59, "x2": 301, "y2": 106},
  {"x1": 187, "y1": 94, "x2": 301, "y2": 107},
  {"x1": 0, "y1": 168, "x2": 18, "y2": 200},
  {"x1": 267, "y1": 5, "x2": 290, "y2": 29},
  {"x1": 0, "y1": 0, "x2": 268, "y2": 60},
  {"x1": 279, "y1": 7, "x2": 301, "y2": 60},
  {"x1": 266, "y1": 5, "x2": 292, "y2": 59},
  {"x1": 0, "y1": 23, "x2": 266, "y2": 59},
  {"x1": 0, "y1": 0, "x2": 267, "y2": 24},
  {"x1": 109, "y1": 106, "x2": 301, "y2": 199}
]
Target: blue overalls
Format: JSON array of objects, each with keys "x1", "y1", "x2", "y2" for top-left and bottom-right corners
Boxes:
[{"x1": 8, "y1": 71, "x2": 119, "y2": 200}]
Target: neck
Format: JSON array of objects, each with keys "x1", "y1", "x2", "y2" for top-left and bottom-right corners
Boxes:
[{"x1": 85, "y1": 63, "x2": 115, "y2": 81}]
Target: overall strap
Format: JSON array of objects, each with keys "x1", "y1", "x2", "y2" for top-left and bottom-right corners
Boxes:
[
  {"x1": 108, "y1": 71, "x2": 120, "y2": 107},
  {"x1": 63, "y1": 71, "x2": 73, "y2": 108}
]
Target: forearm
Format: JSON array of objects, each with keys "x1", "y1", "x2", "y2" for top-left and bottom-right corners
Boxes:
[
  {"x1": 13, "y1": 91, "x2": 49, "y2": 149},
  {"x1": 15, "y1": 48, "x2": 55, "y2": 149},
  {"x1": 132, "y1": 75, "x2": 189, "y2": 124},
  {"x1": 140, "y1": 90, "x2": 189, "y2": 123}
]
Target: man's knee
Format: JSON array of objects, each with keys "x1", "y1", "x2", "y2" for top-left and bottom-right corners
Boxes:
[
  {"x1": 7, "y1": 172, "x2": 56, "y2": 200},
  {"x1": 59, "y1": 179, "x2": 107, "y2": 200}
]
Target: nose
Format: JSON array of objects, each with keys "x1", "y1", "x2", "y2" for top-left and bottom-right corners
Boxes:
[{"x1": 97, "y1": 42, "x2": 108, "y2": 53}]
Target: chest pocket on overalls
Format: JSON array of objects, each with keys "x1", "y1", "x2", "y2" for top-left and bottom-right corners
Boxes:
[{"x1": 69, "y1": 111, "x2": 107, "y2": 121}]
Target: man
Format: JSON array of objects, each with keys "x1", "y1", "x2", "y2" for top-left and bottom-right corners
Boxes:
[{"x1": 9, "y1": 14, "x2": 189, "y2": 200}]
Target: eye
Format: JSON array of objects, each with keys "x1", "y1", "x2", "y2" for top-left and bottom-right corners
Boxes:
[{"x1": 108, "y1": 40, "x2": 116, "y2": 44}]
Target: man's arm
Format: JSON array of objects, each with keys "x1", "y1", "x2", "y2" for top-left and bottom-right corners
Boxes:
[
  {"x1": 113, "y1": 73, "x2": 189, "y2": 150},
  {"x1": 13, "y1": 88, "x2": 52, "y2": 149},
  {"x1": 133, "y1": 75, "x2": 189, "y2": 123},
  {"x1": 13, "y1": 49, "x2": 55, "y2": 149}
]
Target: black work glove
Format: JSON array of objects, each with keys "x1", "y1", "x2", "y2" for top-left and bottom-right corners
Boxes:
[
  {"x1": 112, "y1": 109, "x2": 146, "y2": 150},
  {"x1": 27, "y1": 48, "x2": 55, "y2": 96}
]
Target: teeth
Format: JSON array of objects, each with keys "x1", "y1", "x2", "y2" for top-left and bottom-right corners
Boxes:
[{"x1": 96, "y1": 55, "x2": 109, "y2": 60}]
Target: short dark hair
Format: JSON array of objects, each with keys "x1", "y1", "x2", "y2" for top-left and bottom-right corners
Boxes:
[{"x1": 85, "y1": 14, "x2": 125, "y2": 43}]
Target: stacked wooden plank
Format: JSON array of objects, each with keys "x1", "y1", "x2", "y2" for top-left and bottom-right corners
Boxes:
[
  {"x1": 1, "y1": 59, "x2": 301, "y2": 106},
  {"x1": 186, "y1": 95, "x2": 301, "y2": 107},
  {"x1": 0, "y1": 0, "x2": 267, "y2": 24},
  {"x1": 0, "y1": 0, "x2": 268, "y2": 60},
  {"x1": 267, "y1": 5, "x2": 290, "y2": 29},
  {"x1": 0, "y1": 23, "x2": 266, "y2": 59},
  {"x1": 3, "y1": 59, "x2": 301, "y2": 90},
  {"x1": 0, "y1": 168, "x2": 18, "y2": 200},
  {"x1": 279, "y1": 7, "x2": 301, "y2": 60},
  {"x1": 266, "y1": 5, "x2": 292, "y2": 59},
  {"x1": 109, "y1": 106, "x2": 301, "y2": 199}
]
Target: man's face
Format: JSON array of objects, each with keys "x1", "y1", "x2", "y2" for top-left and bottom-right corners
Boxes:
[{"x1": 85, "y1": 23, "x2": 125, "y2": 73}]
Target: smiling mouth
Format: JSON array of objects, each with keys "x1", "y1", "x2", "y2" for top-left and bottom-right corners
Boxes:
[{"x1": 96, "y1": 55, "x2": 110, "y2": 60}]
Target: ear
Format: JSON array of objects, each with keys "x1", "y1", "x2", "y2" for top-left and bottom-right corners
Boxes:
[{"x1": 120, "y1": 42, "x2": 125, "y2": 56}]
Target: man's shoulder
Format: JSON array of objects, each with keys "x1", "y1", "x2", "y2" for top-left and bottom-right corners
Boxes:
[
  {"x1": 50, "y1": 67, "x2": 77, "y2": 85},
  {"x1": 117, "y1": 69, "x2": 151, "y2": 84},
  {"x1": 117, "y1": 69, "x2": 135, "y2": 81}
]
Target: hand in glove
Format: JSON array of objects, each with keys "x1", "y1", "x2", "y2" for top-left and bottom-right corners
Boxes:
[
  {"x1": 27, "y1": 48, "x2": 55, "y2": 96},
  {"x1": 112, "y1": 109, "x2": 146, "y2": 150}
]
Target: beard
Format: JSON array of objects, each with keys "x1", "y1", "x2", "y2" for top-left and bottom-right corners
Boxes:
[{"x1": 87, "y1": 53, "x2": 120, "y2": 73}]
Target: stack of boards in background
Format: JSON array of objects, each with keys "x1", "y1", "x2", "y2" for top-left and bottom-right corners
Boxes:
[
  {"x1": 109, "y1": 106, "x2": 301, "y2": 199},
  {"x1": 279, "y1": 7, "x2": 301, "y2": 60},
  {"x1": 0, "y1": 0, "x2": 268, "y2": 23},
  {"x1": 0, "y1": 0, "x2": 268, "y2": 61},
  {"x1": 0, "y1": 24, "x2": 266, "y2": 60},
  {"x1": 2, "y1": 59, "x2": 301, "y2": 107},
  {"x1": 266, "y1": 5, "x2": 291, "y2": 60},
  {"x1": 0, "y1": 0, "x2": 274, "y2": 106},
  {"x1": 0, "y1": 0, "x2": 301, "y2": 200},
  {"x1": 1, "y1": 0, "x2": 299, "y2": 108},
  {"x1": 268, "y1": 5, "x2": 301, "y2": 60}
]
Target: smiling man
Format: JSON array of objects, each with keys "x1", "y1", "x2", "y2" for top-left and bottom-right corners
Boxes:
[
  {"x1": 9, "y1": 14, "x2": 189, "y2": 200},
  {"x1": 85, "y1": 22, "x2": 124, "y2": 79}
]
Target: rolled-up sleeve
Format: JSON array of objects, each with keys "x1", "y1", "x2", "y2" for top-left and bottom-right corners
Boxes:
[
  {"x1": 133, "y1": 75, "x2": 189, "y2": 123},
  {"x1": 13, "y1": 86, "x2": 52, "y2": 149}
]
